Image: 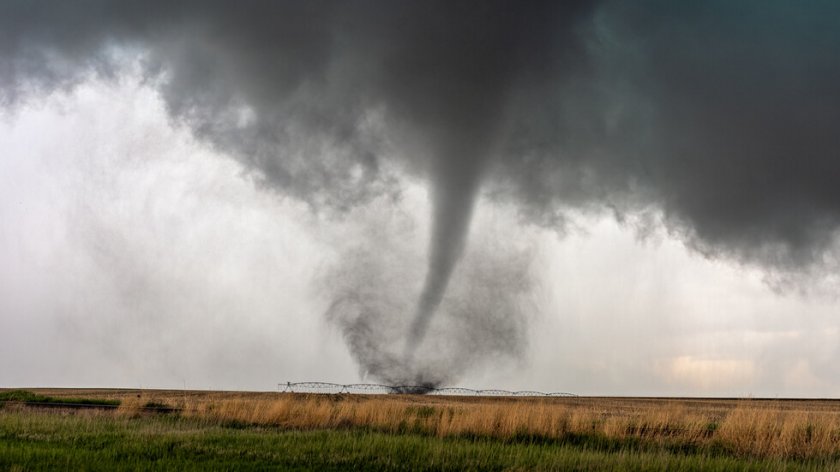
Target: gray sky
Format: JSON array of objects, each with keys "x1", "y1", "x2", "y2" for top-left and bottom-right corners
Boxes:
[
  {"x1": 2, "y1": 73, "x2": 839, "y2": 396},
  {"x1": 2, "y1": 1, "x2": 840, "y2": 396}
]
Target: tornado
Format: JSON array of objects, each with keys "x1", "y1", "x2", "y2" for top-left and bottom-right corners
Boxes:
[
  {"x1": 405, "y1": 137, "x2": 490, "y2": 357},
  {"x1": 379, "y1": 2, "x2": 588, "y2": 366}
]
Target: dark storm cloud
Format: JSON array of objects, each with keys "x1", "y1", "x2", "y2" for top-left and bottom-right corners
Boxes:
[
  {"x1": 494, "y1": 1, "x2": 840, "y2": 270},
  {"x1": 3, "y1": 0, "x2": 840, "y2": 384}
]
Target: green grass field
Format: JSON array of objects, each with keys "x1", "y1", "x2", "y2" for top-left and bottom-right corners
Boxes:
[{"x1": 1, "y1": 408, "x2": 836, "y2": 471}]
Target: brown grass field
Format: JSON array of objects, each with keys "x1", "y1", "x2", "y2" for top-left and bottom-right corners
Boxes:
[{"x1": 13, "y1": 388, "x2": 840, "y2": 461}]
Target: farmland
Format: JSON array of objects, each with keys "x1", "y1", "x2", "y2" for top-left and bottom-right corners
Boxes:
[{"x1": 3, "y1": 389, "x2": 840, "y2": 470}]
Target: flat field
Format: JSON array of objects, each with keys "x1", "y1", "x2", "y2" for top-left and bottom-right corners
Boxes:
[{"x1": 2, "y1": 389, "x2": 840, "y2": 470}]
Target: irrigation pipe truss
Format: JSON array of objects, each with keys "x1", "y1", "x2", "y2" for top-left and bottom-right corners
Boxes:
[{"x1": 278, "y1": 382, "x2": 576, "y2": 397}]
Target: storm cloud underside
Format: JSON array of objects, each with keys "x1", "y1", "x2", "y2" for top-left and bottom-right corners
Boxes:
[{"x1": 3, "y1": 1, "x2": 840, "y2": 384}]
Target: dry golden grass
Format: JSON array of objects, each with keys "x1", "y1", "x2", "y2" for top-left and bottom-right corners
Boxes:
[{"x1": 18, "y1": 389, "x2": 840, "y2": 460}]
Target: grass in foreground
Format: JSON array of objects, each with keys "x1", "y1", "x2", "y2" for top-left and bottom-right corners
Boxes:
[
  {"x1": 1, "y1": 408, "x2": 835, "y2": 471},
  {"x1": 173, "y1": 395, "x2": 840, "y2": 461}
]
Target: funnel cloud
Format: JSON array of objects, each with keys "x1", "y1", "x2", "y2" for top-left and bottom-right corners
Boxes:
[{"x1": 3, "y1": 1, "x2": 840, "y2": 385}]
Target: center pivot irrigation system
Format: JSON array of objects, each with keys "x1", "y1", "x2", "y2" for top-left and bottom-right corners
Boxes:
[{"x1": 279, "y1": 382, "x2": 576, "y2": 397}]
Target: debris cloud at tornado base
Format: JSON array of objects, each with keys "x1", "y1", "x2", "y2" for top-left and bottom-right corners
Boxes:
[
  {"x1": 319, "y1": 201, "x2": 537, "y2": 387},
  {"x1": 3, "y1": 1, "x2": 840, "y2": 385}
]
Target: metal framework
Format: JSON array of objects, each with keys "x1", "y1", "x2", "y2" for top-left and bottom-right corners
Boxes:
[{"x1": 278, "y1": 381, "x2": 576, "y2": 397}]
